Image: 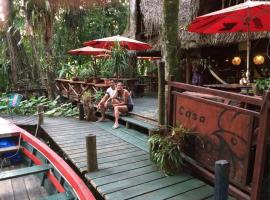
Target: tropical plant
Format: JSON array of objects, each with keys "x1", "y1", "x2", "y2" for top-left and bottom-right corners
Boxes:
[
  {"x1": 100, "y1": 59, "x2": 114, "y2": 78},
  {"x1": 110, "y1": 43, "x2": 129, "y2": 77},
  {"x1": 253, "y1": 77, "x2": 270, "y2": 95},
  {"x1": 0, "y1": 63, "x2": 10, "y2": 91},
  {"x1": 148, "y1": 124, "x2": 189, "y2": 175},
  {"x1": 57, "y1": 64, "x2": 73, "y2": 79},
  {"x1": 94, "y1": 90, "x2": 105, "y2": 103},
  {"x1": 0, "y1": 0, "x2": 128, "y2": 98},
  {"x1": 0, "y1": 95, "x2": 78, "y2": 117},
  {"x1": 78, "y1": 68, "x2": 95, "y2": 80}
]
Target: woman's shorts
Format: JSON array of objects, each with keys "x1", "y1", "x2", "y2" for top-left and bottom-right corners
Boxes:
[{"x1": 127, "y1": 104, "x2": 133, "y2": 112}]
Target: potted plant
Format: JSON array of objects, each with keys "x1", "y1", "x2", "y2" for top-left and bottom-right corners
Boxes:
[
  {"x1": 148, "y1": 125, "x2": 189, "y2": 175},
  {"x1": 82, "y1": 91, "x2": 97, "y2": 121},
  {"x1": 253, "y1": 77, "x2": 270, "y2": 96}
]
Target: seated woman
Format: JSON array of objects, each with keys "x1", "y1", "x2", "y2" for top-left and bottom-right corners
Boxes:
[{"x1": 111, "y1": 82, "x2": 134, "y2": 129}]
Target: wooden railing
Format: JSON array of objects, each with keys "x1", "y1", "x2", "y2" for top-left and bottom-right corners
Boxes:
[
  {"x1": 167, "y1": 81, "x2": 270, "y2": 200},
  {"x1": 55, "y1": 79, "x2": 108, "y2": 102}
]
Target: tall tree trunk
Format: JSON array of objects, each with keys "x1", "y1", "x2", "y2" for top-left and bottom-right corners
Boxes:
[
  {"x1": 44, "y1": 13, "x2": 56, "y2": 100},
  {"x1": 29, "y1": 35, "x2": 41, "y2": 82},
  {"x1": 22, "y1": 0, "x2": 41, "y2": 83},
  {"x1": 162, "y1": 0, "x2": 181, "y2": 81},
  {"x1": 5, "y1": 26, "x2": 32, "y2": 88}
]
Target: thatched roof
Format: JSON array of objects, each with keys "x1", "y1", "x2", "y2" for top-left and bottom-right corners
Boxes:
[{"x1": 139, "y1": 0, "x2": 270, "y2": 49}]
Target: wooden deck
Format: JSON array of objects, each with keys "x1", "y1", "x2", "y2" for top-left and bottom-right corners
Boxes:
[
  {"x1": 131, "y1": 97, "x2": 157, "y2": 121},
  {"x1": 3, "y1": 116, "x2": 234, "y2": 200}
]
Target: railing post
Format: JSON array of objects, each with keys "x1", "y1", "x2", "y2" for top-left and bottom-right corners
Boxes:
[
  {"x1": 79, "y1": 103, "x2": 84, "y2": 120},
  {"x1": 37, "y1": 105, "x2": 44, "y2": 125},
  {"x1": 214, "y1": 160, "x2": 230, "y2": 200},
  {"x1": 86, "y1": 134, "x2": 98, "y2": 172}
]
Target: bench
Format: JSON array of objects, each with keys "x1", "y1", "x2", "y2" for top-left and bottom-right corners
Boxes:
[
  {"x1": 40, "y1": 191, "x2": 74, "y2": 200},
  {"x1": 0, "y1": 164, "x2": 51, "y2": 181},
  {"x1": 0, "y1": 145, "x2": 20, "y2": 154},
  {"x1": 106, "y1": 112, "x2": 158, "y2": 134}
]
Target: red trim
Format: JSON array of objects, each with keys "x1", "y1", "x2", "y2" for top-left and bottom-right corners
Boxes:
[
  {"x1": 47, "y1": 171, "x2": 65, "y2": 193},
  {"x1": 18, "y1": 127, "x2": 95, "y2": 200},
  {"x1": 22, "y1": 148, "x2": 65, "y2": 193},
  {"x1": 22, "y1": 148, "x2": 42, "y2": 165}
]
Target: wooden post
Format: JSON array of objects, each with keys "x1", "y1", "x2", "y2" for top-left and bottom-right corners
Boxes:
[
  {"x1": 214, "y1": 160, "x2": 230, "y2": 200},
  {"x1": 158, "y1": 61, "x2": 165, "y2": 126},
  {"x1": 251, "y1": 91, "x2": 270, "y2": 200},
  {"x1": 126, "y1": 122, "x2": 131, "y2": 129},
  {"x1": 166, "y1": 75, "x2": 175, "y2": 126},
  {"x1": 37, "y1": 105, "x2": 44, "y2": 125},
  {"x1": 86, "y1": 134, "x2": 98, "y2": 172},
  {"x1": 79, "y1": 103, "x2": 84, "y2": 120}
]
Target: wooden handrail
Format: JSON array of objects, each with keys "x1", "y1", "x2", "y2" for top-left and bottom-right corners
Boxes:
[{"x1": 167, "y1": 81, "x2": 262, "y2": 106}]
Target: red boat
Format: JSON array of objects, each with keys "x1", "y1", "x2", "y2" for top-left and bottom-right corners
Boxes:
[{"x1": 0, "y1": 117, "x2": 95, "y2": 200}]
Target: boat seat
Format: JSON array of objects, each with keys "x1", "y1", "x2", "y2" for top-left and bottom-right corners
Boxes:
[
  {"x1": 39, "y1": 191, "x2": 74, "y2": 200},
  {"x1": 0, "y1": 164, "x2": 51, "y2": 181},
  {"x1": 0, "y1": 145, "x2": 20, "y2": 154}
]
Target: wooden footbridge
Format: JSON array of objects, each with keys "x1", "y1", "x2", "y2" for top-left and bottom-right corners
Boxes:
[
  {"x1": 4, "y1": 115, "x2": 230, "y2": 200},
  {"x1": 4, "y1": 77, "x2": 270, "y2": 199}
]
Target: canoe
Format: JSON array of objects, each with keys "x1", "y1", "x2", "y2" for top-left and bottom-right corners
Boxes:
[{"x1": 0, "y1": 117, "x2": 95, "y2": 200}]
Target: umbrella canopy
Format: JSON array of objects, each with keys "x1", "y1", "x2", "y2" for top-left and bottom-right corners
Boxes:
[
  {"x1": 67, "y1": 46, "x2": 111, "y2": 56},
  {"x1": 188, "y1": 0, "x2": 270, "y2": 82},
  {"x1": 83, "y1": 35, "x2": 152, "y2": 51}
]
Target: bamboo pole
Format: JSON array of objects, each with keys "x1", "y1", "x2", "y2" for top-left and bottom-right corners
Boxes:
[{"x1": 37, "y1": 105, "x2": 44, "y2": 125}]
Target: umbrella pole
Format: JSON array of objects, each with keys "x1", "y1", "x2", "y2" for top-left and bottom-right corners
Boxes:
[{"x1": 246, "y1": 18, "x2": 251, "y2": 84}]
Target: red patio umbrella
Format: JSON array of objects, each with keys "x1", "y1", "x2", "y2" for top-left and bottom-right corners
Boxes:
[
  {"x1": 67, "y1": 46, "x2": 110, "y2": 56},
  {"x1": 83, "y1": 35, "x2": 152, "y2": 51},
  {"x1": 188, "y1": 0, "x2": 270, "y2": 82}
]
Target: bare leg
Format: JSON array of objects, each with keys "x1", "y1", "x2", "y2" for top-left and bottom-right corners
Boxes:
[
  {"x1": 113, "y1": 105, "x2": 128, "y2": 128},
  {"x1": 98, "y1": 103, "x2": 108, "y2": 122}
]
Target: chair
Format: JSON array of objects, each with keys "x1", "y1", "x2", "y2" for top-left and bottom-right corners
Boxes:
[{"x1": 0, "y1": 93, "x2": 23, "y2": 116}]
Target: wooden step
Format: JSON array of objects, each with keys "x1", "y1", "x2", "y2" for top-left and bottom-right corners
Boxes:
[
  {"x1": 106, "y1": 112, "x2": 158, "y2": 133},
  {"x1": 0, "y1": 164, "x2": 51, "y2": 181},
  {"x1": 40, "y1": 191, "x2": 74, "y2": 200},
  {"x1": 0, "y1": 145, "x2": 20, "y2": 154}
]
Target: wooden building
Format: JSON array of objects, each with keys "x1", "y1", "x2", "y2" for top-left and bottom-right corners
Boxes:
[{"x1": 128, "y1": 0, "x2": 270, "y2": 84}]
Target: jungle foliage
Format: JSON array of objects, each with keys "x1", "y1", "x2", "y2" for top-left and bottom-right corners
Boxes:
[
  {"x1": 0, "y1": 0, "x2": 128, "y2": 96},
  {"x1": 0, "y1": 93, "x2": 78, "y2": 117}
]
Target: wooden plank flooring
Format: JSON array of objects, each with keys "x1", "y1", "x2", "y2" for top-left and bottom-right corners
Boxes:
[
  {"x1": 132, "y1": 97, "x2": 157, "y2": 121},
  {"x1": 4, "y1": 116, "x2": 235, "y2": 200},
  {"x1": 38, "y1": 117, "x2": 219, "y2": 200}
]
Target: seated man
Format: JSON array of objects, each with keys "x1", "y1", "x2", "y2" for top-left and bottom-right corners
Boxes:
[
  {"x1": 97, "y1": 80, "x2": 116, "y2": 121},
  {"x1": 111, "y1": 82, "x2": 134, "y2": 129}
]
